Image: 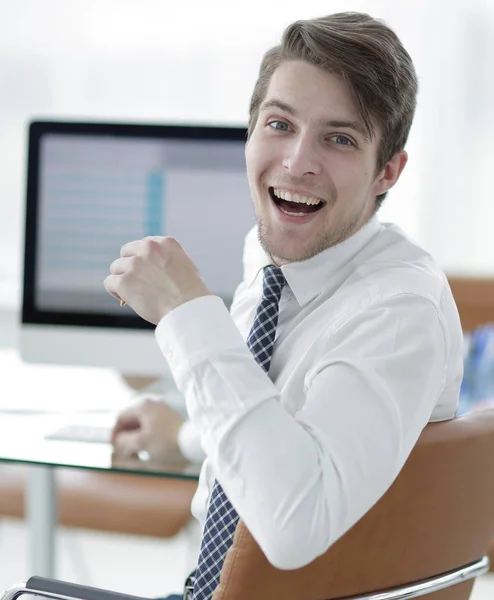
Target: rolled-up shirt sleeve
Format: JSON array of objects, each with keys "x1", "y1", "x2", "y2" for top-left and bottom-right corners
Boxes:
[{"x1": 156, "y1": 292, "x2": 448, "y2": 570}]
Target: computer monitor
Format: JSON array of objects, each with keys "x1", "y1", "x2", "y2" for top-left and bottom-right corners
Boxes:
[{"x1": 21, "y1": 120, "x2": 255, "y2": 375}]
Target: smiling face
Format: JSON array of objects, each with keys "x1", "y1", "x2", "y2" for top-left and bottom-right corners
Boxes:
[{"x1": 245, "y1": 60, "x2": 407, "y2": 265}]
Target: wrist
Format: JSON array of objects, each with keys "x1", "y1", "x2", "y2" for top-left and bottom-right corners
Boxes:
[{"x1": 158, "y1": 292, "x2": 214, "y2": 323}]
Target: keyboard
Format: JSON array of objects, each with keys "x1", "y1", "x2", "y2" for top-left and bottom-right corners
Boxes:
[{"x1": 44, "y1": 424, "x2": 112, "y2": 444}]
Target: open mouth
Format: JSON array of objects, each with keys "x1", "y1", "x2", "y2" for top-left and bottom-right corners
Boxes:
[{"x1": 269, "y1": 187, "x2": 326, "y2": 216}]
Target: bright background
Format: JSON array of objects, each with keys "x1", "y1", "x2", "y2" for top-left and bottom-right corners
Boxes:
[
  {"x1": 1, "y1": 1, "x2": 494, "y2": 596},
  {"x1": 1, "y1": 0, "x2": 494, "y2": 310}
]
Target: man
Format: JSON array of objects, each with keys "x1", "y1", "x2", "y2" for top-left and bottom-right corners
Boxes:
[{"x1": 105, "y1": 11, "x2": 463, "y2": 599}]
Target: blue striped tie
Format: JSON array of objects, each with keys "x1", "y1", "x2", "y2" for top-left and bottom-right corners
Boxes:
[{"x1": 191, "y1": 265, "x2": 286, "y2": 600}]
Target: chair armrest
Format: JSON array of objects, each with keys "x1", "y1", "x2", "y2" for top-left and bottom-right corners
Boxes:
[{"x1": 3, "y1": 578, "x2": 149, "y2": 600}]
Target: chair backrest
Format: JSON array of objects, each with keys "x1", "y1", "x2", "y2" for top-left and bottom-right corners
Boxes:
[
  {"x1": 213, "y1": 409, "x2": 494, "y2": 600},
  {"x1": 447, "y1": 276, "x2": 494, "y2": 331}
]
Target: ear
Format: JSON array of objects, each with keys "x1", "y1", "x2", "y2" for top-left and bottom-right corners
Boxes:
[{"x1": 372, "y1": 150, "x2": 408, "y2": 197}]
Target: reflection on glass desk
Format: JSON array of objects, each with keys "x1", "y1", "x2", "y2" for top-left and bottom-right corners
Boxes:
[
  {"x1": 0, "y1": 412, "x2": 201, "y2": 480},
  {"x1": 0, "y1": 411, "x2": 202, "y2": 579}
]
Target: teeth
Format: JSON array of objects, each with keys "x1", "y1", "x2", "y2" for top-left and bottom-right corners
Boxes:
[
  {"x1": 273, "y1": 188, "x2": 322, "y2": 206},
  {"x1": 279, "y1": 207, "x2": 310, "y2": 217}
]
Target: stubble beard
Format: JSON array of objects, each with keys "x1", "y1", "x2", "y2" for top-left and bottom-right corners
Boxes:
[{"x1": 256, "y1": 211, "x2": 360, "y2": 265}]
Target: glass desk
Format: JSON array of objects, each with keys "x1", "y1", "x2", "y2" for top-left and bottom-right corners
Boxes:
[{"x1": 0, "y1": 411, "x2": 200, "y2": 579}]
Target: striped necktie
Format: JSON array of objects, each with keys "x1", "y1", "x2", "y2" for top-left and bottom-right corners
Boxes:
[{"x1": 191, "y1": 265, "x2": 286, "y2": 600}]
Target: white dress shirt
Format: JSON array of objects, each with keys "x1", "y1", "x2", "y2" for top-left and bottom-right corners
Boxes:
[{"x1": 155, "y1": 216, "x2": 463, "y2": 570}]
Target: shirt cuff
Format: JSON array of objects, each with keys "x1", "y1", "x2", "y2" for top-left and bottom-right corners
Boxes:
[
  {"x1": 155, "y1": 295, "x2": 247, "y2": 378},
  {"x1": 177, "y1": 419, "x2": 206, "y2": 464}
]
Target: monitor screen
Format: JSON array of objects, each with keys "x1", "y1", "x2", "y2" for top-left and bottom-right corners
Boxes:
[{"x1": 21, "y1": 121, "x2": 254, "y2": 374}]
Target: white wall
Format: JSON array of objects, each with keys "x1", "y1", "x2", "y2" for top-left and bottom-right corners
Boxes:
[{"x1": 1, "y1": 0, "x2": 493, "y2": 306}]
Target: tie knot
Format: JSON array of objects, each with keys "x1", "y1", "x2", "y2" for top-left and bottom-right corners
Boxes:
[{"x1": 262, "y1": 265, "x2": 286, "y2": 302}]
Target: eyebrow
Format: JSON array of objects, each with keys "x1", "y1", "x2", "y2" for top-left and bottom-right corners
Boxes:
[{"x1": 260, "y1": 98, "x2": 370, "y2": 141}]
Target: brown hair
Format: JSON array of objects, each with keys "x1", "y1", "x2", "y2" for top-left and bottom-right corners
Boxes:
[{"x1": 247, "y1": 12, "x2": 418, "y2": 207}]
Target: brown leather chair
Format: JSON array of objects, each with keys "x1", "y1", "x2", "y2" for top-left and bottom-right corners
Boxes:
[
  {"x1": 446, "y1": 275, "x2": 494, "y2": 569},
  {"x1": 3, "y1": 409, "x2": 494, "y2": 600},
  {"x1": 0, "y1": 466, "x2": 197, "y2": 538},
  {"x1": 212, "y1": 408, "x2": 494, "y2": 600}
]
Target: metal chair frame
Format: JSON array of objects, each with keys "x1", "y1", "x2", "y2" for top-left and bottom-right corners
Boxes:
[{"x1": 2, "y1": 556, "x2": 490, "y2": 600}]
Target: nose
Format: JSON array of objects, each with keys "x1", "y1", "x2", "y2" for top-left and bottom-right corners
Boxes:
[{"x1": 282, "y1": 134, "x2": 323, "y2": 177}]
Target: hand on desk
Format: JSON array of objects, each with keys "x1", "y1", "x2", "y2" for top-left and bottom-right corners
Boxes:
[
  {"x1": 111, "y1": 397, "x2": 185, "y2": 462},
  {"x1": 104, "y1": 236, "x2": 212, "y2": 324}
]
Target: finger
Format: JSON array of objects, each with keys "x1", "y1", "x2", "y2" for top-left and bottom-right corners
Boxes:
[
  {"x1": 120, "y1": 240, "x2": 143, "y2": 258},
  {"x1": 113, "y1": 430, "x2": 144, "y2": 457},
  {"x1": 111, "y1": 400, "x2": 150, "y2": 443},
  {"x1": 120, "y1": 236, "x2": 178, "y2": 258},
  {"x1": 110, "y1": 413, "x2": 141, "y2": 443},
  {"x1": 109, "y1": 257, "x2": 133, "y2": 275},
  {"x1": 103, "y1": 274, "x2": 123, "y2": 302}
]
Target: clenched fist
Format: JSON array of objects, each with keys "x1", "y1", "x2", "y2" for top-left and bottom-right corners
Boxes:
[{"x1": 104, "y1": 236, "x2": 212, "y2": 324}]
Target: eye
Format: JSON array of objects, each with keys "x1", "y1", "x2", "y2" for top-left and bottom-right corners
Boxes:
[
  {"x1": 268, "y1": 120, "x2": 291, "y2": 132},
  {"x1": 328, "y1": 134, "x2": 354, "y2": 147}
]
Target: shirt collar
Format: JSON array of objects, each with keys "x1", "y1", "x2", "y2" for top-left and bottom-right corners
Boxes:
[{"x1": 245, "y1": 216, "x2": 382, "y2": 307}]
